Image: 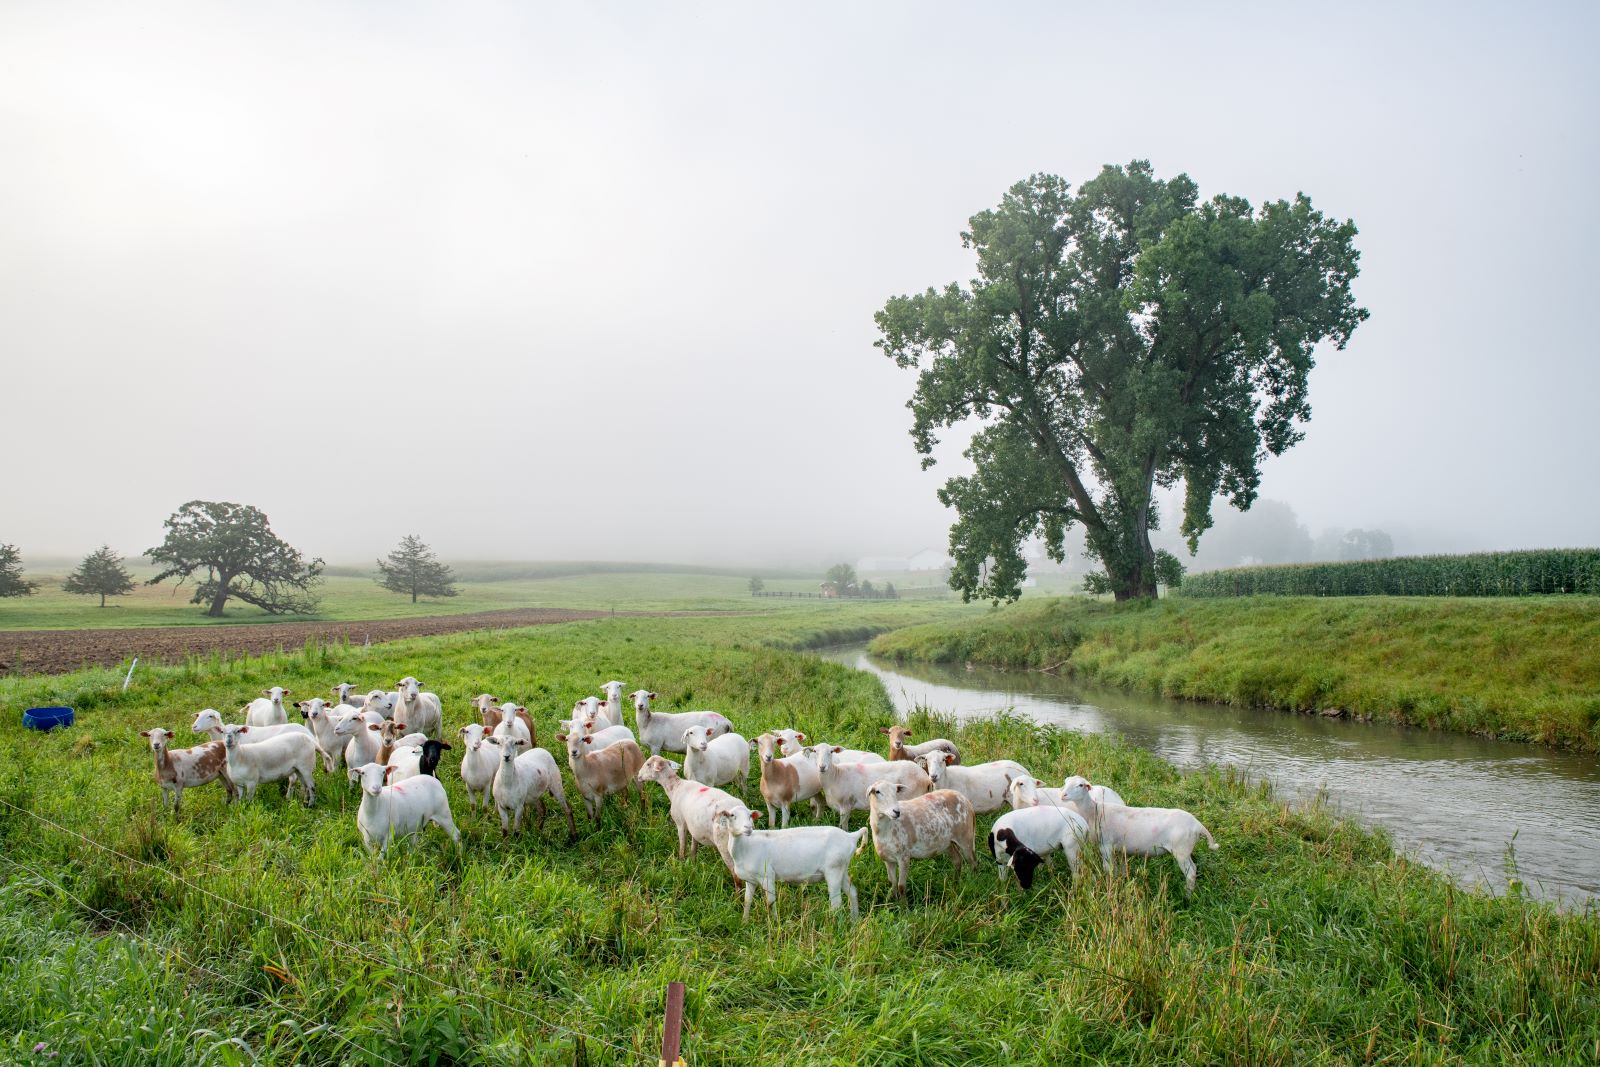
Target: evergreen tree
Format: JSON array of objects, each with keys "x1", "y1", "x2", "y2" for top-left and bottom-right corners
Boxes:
[
  {"x1": 375, "y1": 535, "x2": 459, "y2": 603},
  {"x1": 0, "y1": 543, "x2": 37, "y2": 598},
  {"x1": 63, "y1": 544, "x2": 135, "y2": 607}
]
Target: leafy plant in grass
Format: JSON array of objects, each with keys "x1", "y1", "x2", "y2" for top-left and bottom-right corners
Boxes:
[{"x1": 62, "y1": 544, "x2": 135, "y2": 607}]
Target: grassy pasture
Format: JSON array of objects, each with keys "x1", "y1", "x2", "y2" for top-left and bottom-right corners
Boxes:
[
  {"x1": 0, "y1": 565, "x2": 963, "y2": 632},
  {"x1": 1, "y1": 614, "x2": 1596, "y2": 1064},
  {"x1": 871, "y1": 595, "x2": 1600, "y2": 751}
]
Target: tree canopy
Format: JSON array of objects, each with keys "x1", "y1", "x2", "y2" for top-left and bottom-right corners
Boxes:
[
  {"x1": 876, "y1": 161, "x2": 1366, "y2": 601},
  {"x1": 375, "y1": 535, "x2": 459, "y2": 603},
  {"x1": 824, "y1": 563, "x2": 859, "y2": 596},
  {"x1": 146, "y1": 501, "x2": 323, "y2": 617},
  {"x1": 63, "y1": 544, "x2": 135, "y2": 607},
  {"x1": 0, "y1": 543, "x2": 37, "y2": 598}
]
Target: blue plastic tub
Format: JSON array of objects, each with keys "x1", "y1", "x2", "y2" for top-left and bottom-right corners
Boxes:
[{"x1": 23, "y1": 706, "x2": 74, "y2": 731}]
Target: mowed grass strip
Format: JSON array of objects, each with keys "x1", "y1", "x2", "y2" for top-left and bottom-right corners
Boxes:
[
  {"x1": 870, "y1": 596, "x2": 1600, "y2": 751},
  {"x1": 0, "y1": 615, "x2": 1596, "y2": 1064}
]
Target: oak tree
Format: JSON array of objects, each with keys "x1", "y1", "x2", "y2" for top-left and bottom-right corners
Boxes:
[
  {"x1": 146, "y1": 501, "x2": 323, "y2": 616},
  {"x1": 877, "y1": 161, "x2": 1366, "y2": 601}
]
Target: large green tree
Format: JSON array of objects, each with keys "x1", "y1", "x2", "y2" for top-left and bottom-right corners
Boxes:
[
  {"x1": 146, "y1": 501, "x2": 323, "y2": 616},
  {"x1": 0, "y1": 543, "x2": 37, "y2": 598},
  {"x1": 375, "y1": 535, "x2": 459, "y2": 603},
  {"x1": 876, "y1": 161, "x2": 1366, "y2": 601},
  {"x1": 63, "y1": 544, "x2": 135, "y2": 607}
]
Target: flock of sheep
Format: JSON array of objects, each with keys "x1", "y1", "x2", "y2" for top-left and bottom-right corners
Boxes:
[{"x1": 138, "y1": 676, "x2": 1219, "y2": 919}]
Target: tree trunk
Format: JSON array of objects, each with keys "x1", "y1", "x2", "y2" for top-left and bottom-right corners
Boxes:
[
  {"x1": 411, "y1": 587, "x2": 417, "y2": 604},
  {"x1": 207, "y1": 579, "x2": 232, "y2": 617},
  {"x1": 1106, "y1": 530, "x2": 1160, "y2": 602},
  {"x1": 99, "y1": 592, "x2": 106, "y2": 607}
]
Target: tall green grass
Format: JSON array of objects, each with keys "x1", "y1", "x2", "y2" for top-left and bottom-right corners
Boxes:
[
  {"x1": 2, "y1": 615, "x2": 1596, "y2": 1063},
  {"x1": 869, "y1": 596, "x2": 1600, "y2": 750},
  {"x1": 1181, "y1": 548, "x2": 1600, "y2": 598}
]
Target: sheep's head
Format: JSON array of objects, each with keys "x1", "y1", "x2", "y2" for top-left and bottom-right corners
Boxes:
[
  {"x1": 459, "y1": 723, "x2": 486, "y2": 751},
  {"x1": 630, "y1": 690, "x2": 656, "y2": 713},
  {"x1": 866, "y1": 781, "x2": 907, "y2": 819},
  {"x1": 261, "y1": 686, "x2": 290, "y2": 701},
  {"x1": 753, "y1": 733, "x2": 781, "y2": 763},
  {"x1": 1062, "y1": 777, "x2": 1092, "y2": 802},
  {"x1": 771, "y1": 728, "x2": 806, "y2": 755},
  {"x1": 191, "y1": 709, "x2": 224, "y2": 734},
  {"x1": 1007, "y1": 777, "x2": 1042, "y2": 809},
  {"x1": 140, "y1": 727, "x2": 176, "y2": 752},
  {"x1": 220, "y1": 724, "x2": 250, "y2": 749},
  {"x1": 635, "y1": 754, "x2": 679, "y2": 784},
  {"x1": 682, "y1": 725, "x2": 713, "y2": 753},
  {"x1": 348, "y1": 762, "x2": 395, "y2": 796},
  {"x1": 713, "y1": 807, "x2": 758, "y2": 838},
  {"x1": 921, "y1": 750, "x2": 952, "y2": 783}
]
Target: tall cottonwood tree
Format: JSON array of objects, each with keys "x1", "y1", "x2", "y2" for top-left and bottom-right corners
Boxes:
[
  {"x1": 876, "y1": 161, "x2": 1366, "y2": 601},
  {"x1": 0, "y1": 543, "x2": 37, "y2": 598},
  {"x1": 146, "y1": 501, "x2": 323, "y2": 616},
  {"x1": 375, "y1": 535, "x2": 459, "y2": 603},
  {"x1": 63, "y1": 545, "x2": 135, "y2": 607}
]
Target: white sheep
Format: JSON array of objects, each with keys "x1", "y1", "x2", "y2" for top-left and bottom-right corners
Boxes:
[
  {"x1": 864, "y1": 782, "x2": 977, "y2": 899},
  {"x1": 1054, "y1": 775, "x2": 1127, "y2": 844},
  {"x1": 485, "y1": 702, "x2": 536, "y2": 747},
  {"x1": 881, "y1": 725, "x2": 961, "y2": 765},
  {"x1": 394, "y1": 677, "x2": 443, "y2": 739},
  {"x1": 295, "y1": 698, "x2": 346, "y2": 773},
  {"x1": 330, "y1": 682, "x2": 369, "y2": 708},
  {"x1": 987, "y1": 804, "x2": 1089, "y2": 886},
  {"x1": 806, "y1": 744, "x2": 931, "y2": 829},
  {"x1": 456, "y1": 723, "x2": 501, "y2": 812},
  {"x1": 711, "y1": 807, "x2": 869, "y2": 920},
  {"x1": 917, "y1": 750, "x2": 1028, "y2": 815},
  {"x1": 334, "y1": 710, "x2": 385, "y2": 770},
  {"x1": 487, "y1": 736, "x2": 576, "y2": 840},
  {"x1": 244, "y1": 686, "x2": 292, "y2": 727},
  {"x1": 1062, "y1": 779, "x2": 1217, "y2": 894},
  {"x1": 140, "y1": 728, "x2": 230, "y2": 814},
  {"x1": 218, "y1": 725, "x2": 317, "y2": 805},
  {"x1": 630, "y1": 690, "x2": 732, "y2": 757},
  {"x1": 682, "y1": 724, "x2": 750, "y2": 792},
  {"x1": 635, "y1": 755, "x2": 750, "y2": 874},
  {"x1": 347, "y1": 762, "x2": 461, "y2": 857},
  {"x1": 600, "y1": 680, "x2": 627, "y2": 717},
  {"x1": 774, "y1": 728, "x2": 883, "y2": 764},
  {"x1": 192, "y1": 708, "x2": 311, "y2": 747}
]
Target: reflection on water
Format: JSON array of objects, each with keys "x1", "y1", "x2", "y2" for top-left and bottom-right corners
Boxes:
[{"x1": 820, "y1": 646, "x2": 1600, "y2": 906}]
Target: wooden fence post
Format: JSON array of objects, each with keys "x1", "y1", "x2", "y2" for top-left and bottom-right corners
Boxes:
[{"x1": 660, "y1": 980, "x2": 686, "y2": 1066}]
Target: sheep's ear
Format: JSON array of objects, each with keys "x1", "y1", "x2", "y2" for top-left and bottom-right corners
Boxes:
[
  {"x1": 458, "y1": 726, "x2": 468, "y2": 735},
  {"x1": 368, "y1": 723, "x2": 380, "y2": 731},
  {"x1": 346, "y1": 767, "x2": 361, "y2": 783},
  {"x1": 879, "y1": 727, "x2": 890, "y2": 735},
  {"x1": 831, "y1": 746, "x2": 842, "y2": 753},
  {"x1": 383, "y1": 765, "x2": 396, "y2": 780},
  {"x1": 139, "y1": 730, "x2": 151, "y2": 737},
  {"x1": 238, "y1": 726, "x2": 250, "y2": 734},
  {"x1": 649, "y1": 692, "x2": 657, "y2": 700},
  {"x1": 282, "y1": 690, "x2": 291, "y2": 696},
  {"x1": 554, "y1": 733, "x2": 567, "y2": 742},
  {"x1": 394, "y1": 723, "x2": 407, "y2": 731},
  {"x1": 1034, "y1": 779, "x2": 1044, "y2": 787},
  {"x1": 750, "y1": 810, "x2": 763, "y2": 821},
  {"x1": 439, "y1": 742, "x2": 452, "y2": 750},
  {"x1": 796, "y1": 733, "x2": 805, "y2": 741},
  {"x1": 261, "y1": 689, "x2": 272, "y2": 697}
]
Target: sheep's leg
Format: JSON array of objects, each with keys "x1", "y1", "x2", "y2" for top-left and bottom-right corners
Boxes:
[
  {"x1": 512, "y1": 799, "x2": 524, "y2": 834},
  {"x1": 896, "y1": 858, "x2": 909, "y2": 898},
  {"x1": 742, "y1": 880, "x2": 755, "y2": 921},
  {"x1": 432, "y1": 810, "x2": 462, "y2": 849},
  {"x1": 677, "y1": 821, "x2": 689, "y2": 860},
  {"x1": 534, "y1": 797, "x2": 547, "y2": 832},
  {"x1": 844, "y1": 875, "x2": 859, "y2": 920},
  {"x1": 810, "y1": 797, "x2": 823, "y2": 820},
  {"x1": 1173, "y1": 847, "x2": 1198, "y2": 894},
  {"x1": 837, "y1": 807, "x2": 850, "y2": 831},
  {"x1": 498, "y1": 804, "x2": 511, "y2": 837},
  {"x1": 826, "y1": 872, "x2": 843, "y2": 913},
  {"x1": 779, "y1": 803, "x2": 789, "y2": 829}
]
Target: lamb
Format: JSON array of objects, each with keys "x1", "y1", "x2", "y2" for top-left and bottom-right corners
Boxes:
[
  {"x1": 244, "y1": 686, "x2": 292, "y2": 727},
  {"x1": 1056, "y1": 775, "x2": 1127, "y2": 844},
  {"x1": 140, "y1": 728, "x2": 230, "y2": 815},
  {"x1": 375, "y1": 720, "x2": 428, "y2": 766},
  {"x1": 864, "y1": 782, "x2": 977, "y2": 899},
  {"x1": 295, "y1": 698, "x2": 346, "y2": 773},
  {"x1": 806, "y1": 744, "x2": 931, "y2": 829},
  {"x1": 558, "y1": 730, "x2": 646, "y2": 821},
  {"x1": 394, "y1": 677, "x2": 443, "y2": 739},
  {"x1": 881, "y1": 725, "x2": 961, "y2": 765},
  {"x1": 456, "y1": 723, "x2": 500, "y2": 811},
  {"x1": 191, "y1": 708, "x2": 311, "y2": 747},
  {"x1": 600, "y1": 680, "x2": 627, "y2": 718},
  {"x1": 751, "y1": 732, "x2": 824, "y2": 827},
  {"x1": 347, "y1": 762, "x2": 461, "y2": 857},
  {"x1": 1062, "y1": 779, "x2": 1217, "y2": 894},
  {"x1": 990, "y1": 828, "x2": 1044, "y2": 890},
  {"x1": 1006, "y1": 776, "x2": 1068, "y2": 812},
  {"x1": 386, "y1": 739, "x2": 451, "y2": 783},
  {"x1": 630, "y1": 690, "x2": 733, "y2": 757},
  {"x1": 487, "y1": 736, "x2": 576, "y2": 840},
  {"x1": 917, "y1": 750, "x2": 1028, "y2": 815},
  {"x1": 682, "y1": 724, "x2": 750, "y2": 792},
  {"x1": 986, "y1": 804, "x2": 1089, "y2": 887},
  {"x1": 711, "y1": 807, "x2": 869, "y2": 920},
  {"x1": 362, "y1": 690, "x2": 399, "y2": 719},
  {"x1": 486, "y1": 702, "x2": 536, "y2": 747},
  {"x1": 218, "y1": 725, "x2": 317, "y2": 805},
  {"x1": 635, "y1": 755, "x2": 750, "y2": 872},
  {"x1": 774, "y1": 728, "x2": 881, "y2": 763},
  {"x1": 334, "y1": 711, "x2": 386, "y2": 771},
  {"x1": 331, "y1": 682, "x2": 369, "y2": 708}
]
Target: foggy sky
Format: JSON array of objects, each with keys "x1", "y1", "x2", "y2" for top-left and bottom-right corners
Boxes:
[{"x1": 4, "y1": 2, "x2": 1596, "y2": 570}]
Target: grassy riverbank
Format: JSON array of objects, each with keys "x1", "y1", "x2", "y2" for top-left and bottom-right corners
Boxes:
[
  {"x1": 869, "y1": 596, "x2": 1600, "y2": 751},
  {"x1": 2, "y1": 614, "x2": 1596, "y2": 1063}
]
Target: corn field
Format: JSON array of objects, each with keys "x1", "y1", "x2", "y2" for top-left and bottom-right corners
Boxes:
[{"x1": 1179, "y1": 548, "x2": 1600, "y2": 598}]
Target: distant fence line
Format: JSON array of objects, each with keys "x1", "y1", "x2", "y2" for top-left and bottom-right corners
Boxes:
[
  {"x1": 751, "y1": 588, "x2": 951, "y2": 600},
  {"x1": 1179, "y1": 548, "x2": 1600, "y2": 599}
]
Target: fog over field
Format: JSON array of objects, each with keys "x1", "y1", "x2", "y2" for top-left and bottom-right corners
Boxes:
[{"x1": 3, "y1": 2, "x2": 1596, "y2": 570}]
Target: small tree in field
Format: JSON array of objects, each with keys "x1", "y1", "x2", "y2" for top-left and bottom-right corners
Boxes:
[
  {"x1": 825, "y1": 563, "x2": 859, "y2": 597},
  {"x1": 748, "y1": 576, "x2": 765, "y2": 594},
  {"x1": 64, "y1": 545, "x2": 135, "y2": 607},
  {"x1": 0, "y1": 543, "x2": 37, "y2": 598},
  {"x1": 147, "y1": 501, "x2": 323, "y2": 617},
  {"x1": 376, "y1": 535, "x2": 459, "y2": 603}
]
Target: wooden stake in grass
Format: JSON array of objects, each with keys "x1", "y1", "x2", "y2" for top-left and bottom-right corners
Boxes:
[{"x1": 660, "y1": 981, "x2": 685, "y2": 1067}]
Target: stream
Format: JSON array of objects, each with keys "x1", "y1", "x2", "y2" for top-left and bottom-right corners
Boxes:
[{"x1": 819, "y1": 645, "x2": 1600, "y2": 906}]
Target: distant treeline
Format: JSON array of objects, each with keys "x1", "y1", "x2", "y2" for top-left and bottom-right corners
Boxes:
[
  {"x1": 321, "y1": 560, "x2": 819, "y2": 583},
  {"x1": 1180, "y1": 548, "x2": 1600, "y2": 598}
]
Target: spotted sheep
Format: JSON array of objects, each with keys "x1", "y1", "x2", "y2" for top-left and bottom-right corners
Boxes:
[
  {"x1": 915, "y1": 750, "x2": 1029, "y2": 815},
  {"x1": 141, "y1": 727, "x2": 231, "y2": 814},
  {"x1": 864, "y1": 782, "x2": 977, "y2": 899},
  {"x1": 805, "y1": 743, "x2": 931, "y2": 829}
]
